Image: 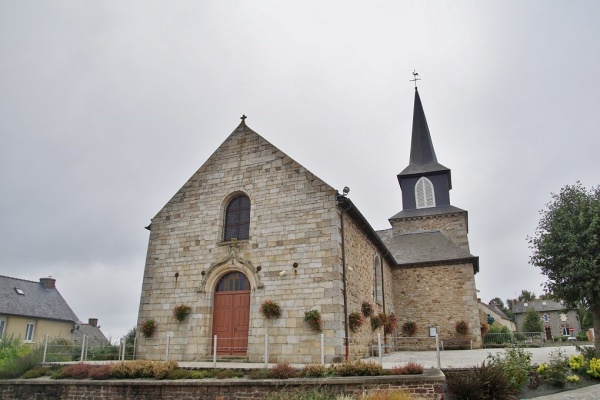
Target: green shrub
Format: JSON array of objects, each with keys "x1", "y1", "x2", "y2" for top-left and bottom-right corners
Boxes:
[
  {"x1": 167, "y1": 368, "x2": 196, "y2": 379},
  {"x1": 487, "y1": 346, "x2": 532, "y2": 391},
  {"x1": 390, "y1": 362, "x2": 424, "y2": 375},
  {"x1": 545, "y1": 349, "x2": 569, "y2": 388},
  {"x1": 262, "y1": 388, "x2": 337, "y2": 400},
  {"x1": 446, "y1": 363, "x2": 517, "y2": 400},
  {"x1": 586, "y1": 357, "x2": 600, "y2": 379},
  {"x1": 301, "y1": 364, "x2": 330, "y2": 378},
  {"x1": 0, "y1": 346, "x2": 42, "y2": 380},
  {"x1": 332, "y1": 360, "x2": 383, "y2": 376},
  {"x1": 216, "y1": 369, "x2": 244, "y2": 379},
  {"x1": 89, "y1": 364, "x2": 112, "y2": 380},
  {"x1": 21, "y1": 366, "x2": 49, "y2": 379},
  {"x1": 268, "y1": 363, "x2": 297, "y2": 379},
  {"x1": 445, "y1": 368, "x2": 484, "y2": 399},
  {"x1": 576, "y1": 331, "x2": 589, "y2": 341},
  {"x1": 109, "y1": 360, "x2": 178, "y2": 379},
  {"x1": 247, "y1": 369, "x2": 271, "y2": 380}
]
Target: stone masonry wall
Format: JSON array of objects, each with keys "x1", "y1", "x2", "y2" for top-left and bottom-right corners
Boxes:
[
  {"x1": 136, "y1": 123, "x2": 345, "y2": 364},
  {"x1": 342, "y1": 213, "x2": 394, "y2": 359},
  {"x1": 1, "y1": 371, "x2": 446, "y2": 400},
  {"x1": 390, "y1": 212, "x2": 470, "y2": 252},
  {"x1": 392, "y1": 263, "x2": 482, "y2": 348}
]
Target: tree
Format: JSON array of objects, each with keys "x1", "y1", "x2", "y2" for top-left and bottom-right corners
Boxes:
[
  {"x1": 529, "y1": 182, "x2": 600, "y2": 356},
  {"x1": 522, "y1": 309, "x2": 543, "y2": 333},
  {"x1": 517, "y1": 290, "x2": 537, "y2": 302}
]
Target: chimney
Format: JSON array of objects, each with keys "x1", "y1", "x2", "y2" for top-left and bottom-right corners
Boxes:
[
  {"x1": 39, "y1": 277, "x2": 56, "y2": 290},
  {"x1": 477, "y1": 298, "x2": 481, "y2": 303},
  {"x1": 88, "y1": 318, "x2": 98, "y2": 327}
]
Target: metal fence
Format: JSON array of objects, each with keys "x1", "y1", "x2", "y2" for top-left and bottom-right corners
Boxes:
[
  {"x1": 41, "y1": 334, "x2": 134, "y2": 363},
  {"x1": 482, "y1": 332, "x2": 544, "y2": 348},
  {"x1": 135, "y1": 333, "x2": 442, "y2": 368}
]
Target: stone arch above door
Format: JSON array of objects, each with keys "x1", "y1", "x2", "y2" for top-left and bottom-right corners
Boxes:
[{"x1": 197, "y1": 241, "x2": 263, "y2": 293}]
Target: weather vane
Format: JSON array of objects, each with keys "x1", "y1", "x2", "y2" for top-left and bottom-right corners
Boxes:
[{"x1": 410, "y1": 70, "x2": 420, "y2": 89}]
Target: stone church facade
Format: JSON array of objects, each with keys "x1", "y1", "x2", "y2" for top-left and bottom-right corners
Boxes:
[{"x1": 136, "y1": 89, "x2": 481, "y2": 363}]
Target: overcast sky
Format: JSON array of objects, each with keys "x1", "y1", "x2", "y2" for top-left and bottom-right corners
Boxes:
[{"x1": 1, "y1": 1, "x2": 599, "y2": 340}]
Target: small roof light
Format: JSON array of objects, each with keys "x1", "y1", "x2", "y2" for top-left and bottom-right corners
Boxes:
[{"x1": 14, "y1": 288, "x2": 24, "y2": 295}]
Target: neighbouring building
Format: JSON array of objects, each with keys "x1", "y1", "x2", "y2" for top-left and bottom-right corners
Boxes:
[
  {"x1": 136, "y1": 87, "x2": 482, "y2": 363},
  {"x1": 479, "y1": 299, "x2": 516, "y2": 332},
  {"x1": 0, "y1": 275, "x2": 78, "y2": 343},
  {"x1": 512, "y1": 299, "x2": 581, "y2": 340},
  {"x1": 0, "y1": 275, "x2": 108, "y2": 347},
  {"x1": 72, "y1": 318, "x2": 111, "y2": 347}
]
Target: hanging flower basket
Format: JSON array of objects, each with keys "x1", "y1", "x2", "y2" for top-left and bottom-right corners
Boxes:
[
  {"x1": 384, "y1": 313, "x2": 398, "y2": 335},
  {"x1": 361, "y1": 301, "x2": 374, "y2": 318},
  {"x1": 260, "y1": 300, "x2": 281, "y2": 319},
  {"x1": 141, "y1": 319, "x2": 157, "y2": 337},
  {"x1": 304, "y1": 309, "x2": 322, "y2": 333},
  {"x1": 456, "y1": 320, "x2": 469, "y2": 335},
  {"x1": 402, "y1": 320, "x2": 418, "y2": 336},
  {"x1": 370, "y1": 314, "x2": 382, "y2": 331},
  {"x1": 173, "y1": 304, "x2": 192, "y2": 322},
  {"x1": 348, "y1": 311, "x2": 364, "y2": 333}
]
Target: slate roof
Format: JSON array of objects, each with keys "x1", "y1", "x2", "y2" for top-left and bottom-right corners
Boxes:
[
  {"x1": 397, "y1": 89, "x2": 451, "y2": 181},
  {"x1": 480, "y1": 302, "x2": 511, "y2": 321},
  {"x1": 0, "y1": 275, "x2": 79, "y2": 323},
  {"x1": 512, "y1": 300, "x2": 568, "y2": 314},
  {"x1": 389, "y1": 204, "x2": 467, "y2": 221},
  {"x1": 377, "y1": 230, "x2": 478, "y2": 271},
  {"x1": 72, "y1": 323, "x2": 110, "y2": 347}
]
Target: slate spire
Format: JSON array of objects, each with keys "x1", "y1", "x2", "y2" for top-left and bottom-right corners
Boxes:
[
  {"x1": 399, "y1": 88, "x2": 450, "y2": 177},
  {"x1": 397, "y1": 87, "x2": 452, "y2": 210}
]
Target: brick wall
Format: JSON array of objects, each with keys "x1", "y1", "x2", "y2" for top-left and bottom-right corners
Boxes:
[{"x1": 1, "y1": 371, "x2": 445, "y2": 400}]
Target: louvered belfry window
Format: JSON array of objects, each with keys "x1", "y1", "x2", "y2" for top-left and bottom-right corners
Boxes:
[
  {"x1": 415, "y1": 177, "x2": 435, "y2": 208},
  {"x1": 224, "y1": 195, "x2": 251, "y2": 241}
]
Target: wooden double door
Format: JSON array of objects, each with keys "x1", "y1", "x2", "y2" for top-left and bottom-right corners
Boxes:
[{"x1": 212, "y1": 272, "x2": 250, "y2": 355}]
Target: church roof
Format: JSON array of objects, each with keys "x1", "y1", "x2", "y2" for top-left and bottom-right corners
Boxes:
[
  {"x1": 337, "y1": 195, "x2": 397, "y2": 267},
  {"x1": 377, "y1": 230, "x2": 478, "y2": 271},
  {"x1": 397, "y1": 89, "x2": 451, "y2": 182},
  {"x1": 389, "y1": 204, "x2": 467, "y2": 221}
]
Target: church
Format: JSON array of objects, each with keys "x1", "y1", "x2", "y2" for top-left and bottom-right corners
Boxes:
[{"x1": 135, "y1": 87, "x2": 481, "y2": 363}]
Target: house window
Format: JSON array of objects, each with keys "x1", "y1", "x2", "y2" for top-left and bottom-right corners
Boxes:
[
  {"x1": 561, "y1": 326, "x2": 569, "y2": 336},
  {"x1": 224, "y1": 195, "x2": 251, "y2": 241},
  {"x1": 0, "y1": 319, "x2": 5, "y2": 339},
  {"x1": 415, "y1": 177, "x2": 435, "y2": 208},
  {"x1": 543, "y1": 313, "x2": 549, "y2": 322},
  {"x1": 374, "y1": 255, "x2": 383, "y2": 304},
  {"x1": 25, "y1": 321, "x2": 35, "y2": 342}
]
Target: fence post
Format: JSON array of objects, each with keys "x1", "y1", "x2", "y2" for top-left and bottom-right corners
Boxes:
[
  {"x1": 119, "y1": 338, "x2": 124, "y2": 361},
  {"x1": 320, "y1": 334, "x2": 324, "y2": 365},
  {"x1": 264, "y1": 334, "x2": 269, "y2": 369},
  {"x1": 213, "y1": 335, "x2": 217, "y2": 367},
  {"x1": 165, "y1": 335, "x2": 170, "y2": 361},
  {"x1": 435, "y1": 334, "x2": 441, "y2": 369},
  {"x1": 43, "y1": 334, "x2": 49, "y2": 363},
  {"x1": 133, "y1": 337, "x2": 137, "y2": 360},
  {"x1": 79, "y1": 335, "x2": 86, "y2": 362},
  {"x1": 377, "y1": 333, "x2": 382, "y2": 365}
]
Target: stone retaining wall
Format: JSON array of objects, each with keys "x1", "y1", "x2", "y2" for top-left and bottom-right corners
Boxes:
[{"x1": 1, "y1": 370, "x2": 445, "y2": 400}]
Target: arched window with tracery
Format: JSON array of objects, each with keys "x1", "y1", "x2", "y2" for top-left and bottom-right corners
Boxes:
[
  {"x1": 415, "y1": 177, "x2": 435, "y2": 208},
  {"x1": 224, "y1": 194, "x2": 250, "y2": 241}
]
